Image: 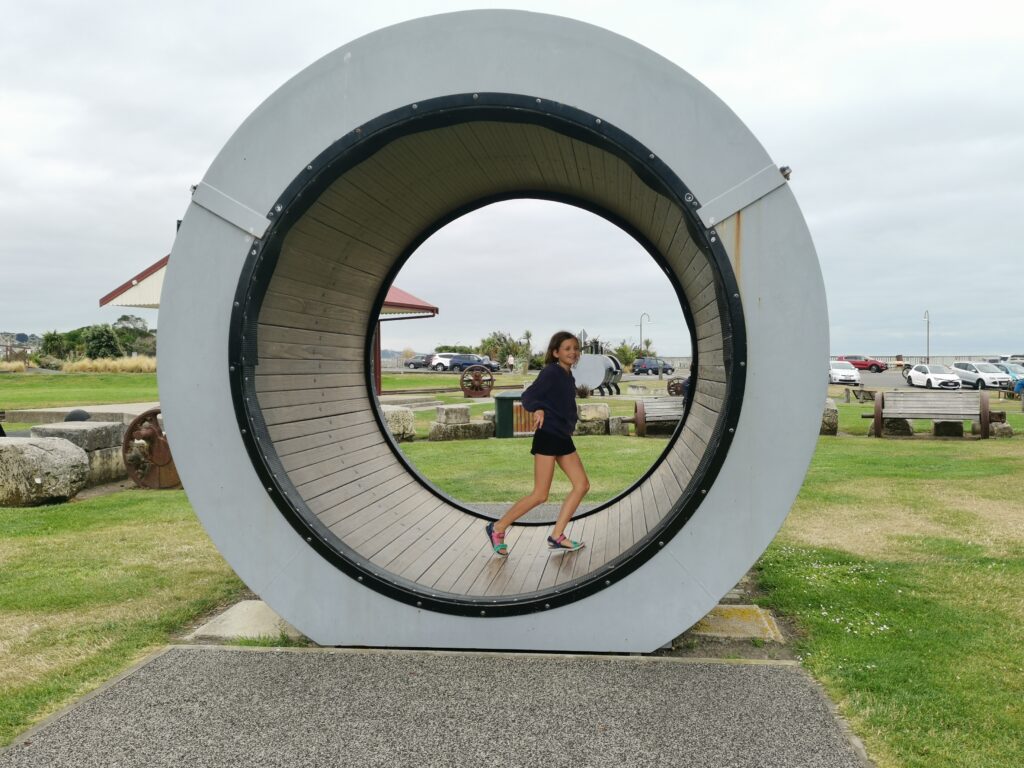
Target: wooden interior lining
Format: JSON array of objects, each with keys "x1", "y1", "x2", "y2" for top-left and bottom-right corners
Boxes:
[{"x1": 248, "y1": 119, "x2": 733, "y2": 599}]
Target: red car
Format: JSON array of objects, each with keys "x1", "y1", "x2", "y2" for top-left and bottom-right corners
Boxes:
[{"x1": 837, "y1": 355, "x2": 888, "y2": 373}]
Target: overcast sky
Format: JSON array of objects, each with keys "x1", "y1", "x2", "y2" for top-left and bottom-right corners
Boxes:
[{"x1": 3, "y1": 0, "x2": 1022, "y2": 356}]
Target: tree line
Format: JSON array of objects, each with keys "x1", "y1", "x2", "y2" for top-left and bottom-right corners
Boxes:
[{"x1": 37, "y1": 315, "x2": 156, "y2": 367}]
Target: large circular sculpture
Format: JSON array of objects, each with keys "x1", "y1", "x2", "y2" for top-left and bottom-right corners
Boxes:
[{"x1": 159, "y1": 10, "x2": 827, "y2": 651}]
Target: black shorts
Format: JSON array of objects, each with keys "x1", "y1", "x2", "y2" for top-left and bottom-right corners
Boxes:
[{"x1": 530, "y1": 429, "x2": 576, "y2": 457}]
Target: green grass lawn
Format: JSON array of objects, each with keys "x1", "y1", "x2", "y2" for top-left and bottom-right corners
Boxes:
[
  {"x1": 0, "y1": 423, "x2": 34, "y2": 433},
  {"x1": 0, "y1": 373, "x2": 158, "y2": 411},
  {"x1": 381, "y1": 372, "x2": 533, "y2": 391},
  {"x1": 0, "y1": 491, "x2": 243, "y2": 746},
  {"x1": 399, "y1": 434, "x2": 669, "y2": 502},
  {"x1": 4, "y1": 368, "x2": 1023, "y2": 763},
  {"x1": 757, "y1": 436, "x2": 1024, "y2": 768}
]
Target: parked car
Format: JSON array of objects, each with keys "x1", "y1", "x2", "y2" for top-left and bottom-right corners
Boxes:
[
  {"x1": 447, "y1": 353, "x2": 500, "y2": 372},
  {"x1": 828, "y1": 360, "x2": 862, "y2": 385},
  {"x1": 906, "y1": 364, "x2": 961, "y2": 390},
  {"x1": 993, "y1": 362, "x2": 1024, "y2": 387},
  {"x1": 404, "y1": 354, "x2": 430, "y2": 369},
  {"x1": 837, "y1": 355, "x2": 888, "y2": 373},
  {"x1": 429, "y1": 353, "x2": 456, "y2": 370},
  {"x1": 951, "y1": 361, "x2": 1011, "y2": 389},
  {"x1": 632, "y1": 357, "x2": 675, "y2": 375}
]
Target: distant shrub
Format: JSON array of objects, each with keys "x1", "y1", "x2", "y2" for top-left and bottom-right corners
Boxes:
[
  {"x1": 82, "y1": 324, "x2": 124, "y2": 359},
  {"x1": 35, "y1": 355, "x2": 64, "y2": 371},
  {"x1": 0, "y1": 361, "x2": 26, "y2": 373},
  {"x1": 62, "y1": 356, "x2": 157, "y2": 373},
  {"x1": 575, "y1": 385, "x2": 591, "y2": 399},
  {"x1": 40, "y1": 330, "x2": 68, "y2": 359}
]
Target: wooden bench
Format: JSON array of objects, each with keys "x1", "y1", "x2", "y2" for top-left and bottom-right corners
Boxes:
[
  {"x1": 849, "y1": 388, "x2": 875, "y2": 402},
  {"x1": 861, "y1": 390, "x2": 990, "y2": 438},
  {"x1": 627, "y1": 397, "x2": 685, "y2": 437}
]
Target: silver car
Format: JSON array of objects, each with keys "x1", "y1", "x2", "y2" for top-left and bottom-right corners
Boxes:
[
  {"x1": 828, "y1": 360, "x2": 861, "y2": 385},
  {"x1": 951, "y1": 361, "x2": 1011, "y2": 389}
]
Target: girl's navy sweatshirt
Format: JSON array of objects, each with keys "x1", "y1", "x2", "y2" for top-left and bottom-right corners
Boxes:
[{"x1": 521, "y1": 363, "x2": 577, "y2": 439}]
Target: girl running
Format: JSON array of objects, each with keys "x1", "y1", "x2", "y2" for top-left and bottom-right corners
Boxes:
[{"x1": 486, "y1": 331, "x2": 590, "y2": 555}]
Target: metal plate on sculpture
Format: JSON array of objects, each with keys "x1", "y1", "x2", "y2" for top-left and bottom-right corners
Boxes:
[{"x1": 573, "y1": 355, "x2": 613, "y2": 390}]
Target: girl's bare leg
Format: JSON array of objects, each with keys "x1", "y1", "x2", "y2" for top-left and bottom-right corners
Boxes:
[
  {"x1": 551, "y1": 452, "x2": 590, "y2": 539},
  {"x1": 494, "y1": 454, "x2": 556, "y2": 532}
]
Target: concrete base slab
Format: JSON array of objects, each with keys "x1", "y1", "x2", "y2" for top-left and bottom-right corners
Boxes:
[
  {"x1": 185, "y1": 600, "x2": 304, "y2": 642},
  {"x1": 0, "y1": 646, "x2": 867, "y2": 768},
  {"x1": 690, "y1": 605, "x2": 785, "y2": 642}
]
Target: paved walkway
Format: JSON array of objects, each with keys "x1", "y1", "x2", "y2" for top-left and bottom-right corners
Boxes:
[{"x1": 0, "y1": 647, "x2": 867, "y2": 767}]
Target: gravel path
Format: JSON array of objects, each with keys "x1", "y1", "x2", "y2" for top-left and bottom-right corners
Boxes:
[{"x1": 1, "y1": 647, "x2": 867, "y2": 768}]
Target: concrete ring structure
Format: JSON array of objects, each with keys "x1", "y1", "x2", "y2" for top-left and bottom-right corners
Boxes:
[{"x1": 159, "y1": 10, "x2": 827, "y2": 652}]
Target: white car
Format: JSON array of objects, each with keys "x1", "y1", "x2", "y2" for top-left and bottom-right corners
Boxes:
[
  {"x1": 828, "y1": 360, "x2": 862, "y2": 385},
  {"x1": 951, "y1": 361, "x2": 1011, "y2": 389},
  {"x1": 907, "y1": 364, "x2": 961, "y2": 390}
]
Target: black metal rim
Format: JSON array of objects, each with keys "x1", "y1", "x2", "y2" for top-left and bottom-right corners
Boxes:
[{"x1": 227, "y1": 92, "x2": 747, "y2": 617}]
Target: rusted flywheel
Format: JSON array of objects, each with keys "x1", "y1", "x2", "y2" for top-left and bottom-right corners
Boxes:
[
  {"x1": 460, "y1": 365, "x2": 495, "y2": 398},
  {"x1": 666, "y1": 377, "x2": 687, "y2": 397},
  {"x1": 122, "y1": 407, "x2": 181, "y2": 489}
]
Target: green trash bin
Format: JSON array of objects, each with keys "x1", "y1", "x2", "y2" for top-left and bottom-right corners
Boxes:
[{"x1": 494, "y1": 391, "x2": 525, "y2": 438}]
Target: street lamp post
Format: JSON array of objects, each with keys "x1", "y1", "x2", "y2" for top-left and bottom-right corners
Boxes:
[
  {"x1": 638, "y1": 312, "x2": 651, "y2": 356},
  {"x1": 925, "y1": 309, "x2": 933, "y2": 364}
]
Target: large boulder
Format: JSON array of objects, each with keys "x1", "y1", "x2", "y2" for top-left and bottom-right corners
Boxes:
[
  {"x1": 380, "y1": 405, "x2": 415, "y2": 442},
  {"x1": 933, "y1": 420, "x2": 965, "y2": 438},
  {"x1": 820, "y1": 398, "x2": 838, "y2": 436},
  {"x1": 972, "y1": 420, "x2": 1014, "y2": 438},
  {"x1": 0, "y1": 438, "x2": 89, "y2": 506},
  {"x1": 31, "y1": 422, "x2": 128, "y2": 485},
  {"x1": 868, "y1": 418, "x2": 914, "y2": 437}
]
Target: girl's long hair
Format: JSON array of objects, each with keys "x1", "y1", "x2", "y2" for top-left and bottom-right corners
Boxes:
[{"x1": 543, "y1": 331, "x2": 580, "y2": 365}]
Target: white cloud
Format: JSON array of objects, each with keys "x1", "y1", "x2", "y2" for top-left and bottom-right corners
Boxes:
[{"x1": 2, "y1": 0, "x2": 1022, "y2": 355}]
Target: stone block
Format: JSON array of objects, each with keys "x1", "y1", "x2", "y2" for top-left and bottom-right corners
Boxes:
[
  {"x1": 573, "y1": 420, "x2": 608, "y2": 436},
  {"x1": 609, "y1": 416, "x2": 630, "y2": 436},
  {"x1": 428, "y1": 420, "x2": 495, "y2": 441},
  {"x1": 380, "y1": 405, "x2": 415, "y2": 442},
  {"x1": 31, "y1": 421, "x2": 125, "y2": 451},
  {"x1": 933, "y1": 420, "x2": 964, "y2": 437},
  {"x1": 482, "y1": 410, "x2": 495, "y2": 423},
  {"x1": 867, "y1": 418, "x2": 914, "y2": 437},
  {"x1": 970, "y1": 420, "x2": 1013, "y2": 437},
  {"x1": 977, "y1": 421, "x2": 1014, "y2": 438},
  {"x1": 577, "y1": 402, "x2": 610, "y2": 422},
  {"x1": 88, "y1": 446, "x2": 129, "y2": 483},
  {"x1": 820, "y1": 398, "x2": 838, "y2": 436},
  {"x1": 0, "y1": 438, "x2": 89, "y2": 506},
  {"x1": 435, "y1": 405, "x2": 470, "y2": 425}
]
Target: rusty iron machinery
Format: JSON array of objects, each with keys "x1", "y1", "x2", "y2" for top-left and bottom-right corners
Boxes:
[
  {"x1": 460, "y1": 365, "x2": 495, "y2": 398},
  {"x1": 122, "y1": 408, "x2": 181, "y2": 489},
  {"x1": 666, "y1": 377, "x2": 688, "y2": 397}
]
